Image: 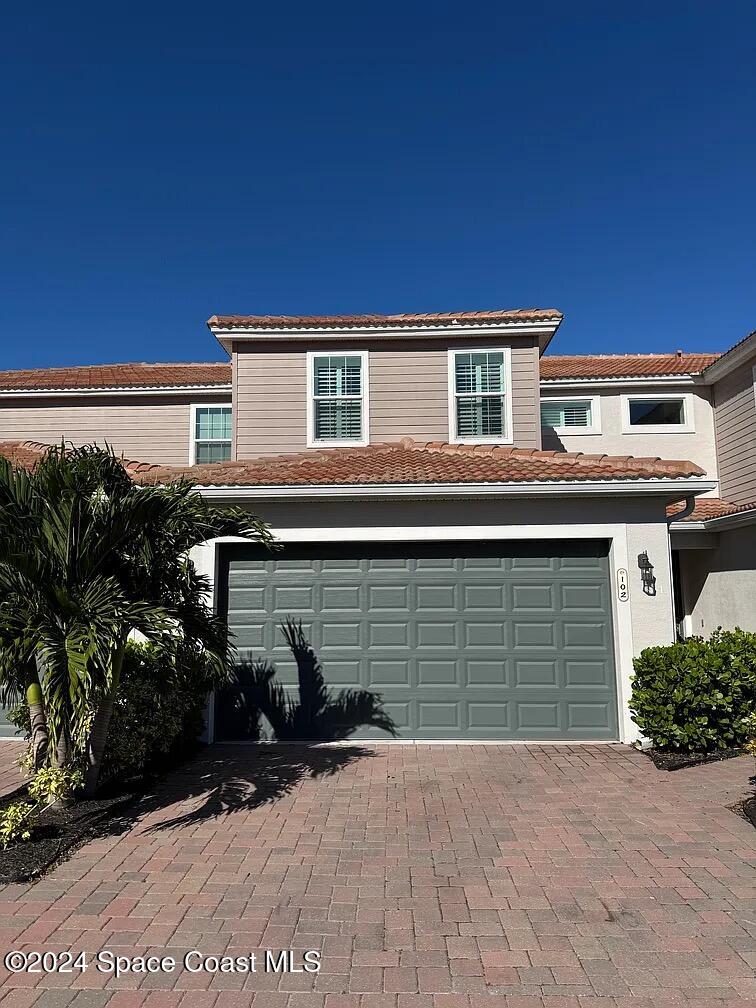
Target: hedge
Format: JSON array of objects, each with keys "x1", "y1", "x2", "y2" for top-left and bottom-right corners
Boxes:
[{"x1": 630, "y1": 628, "x2": 756, "y2": 752}]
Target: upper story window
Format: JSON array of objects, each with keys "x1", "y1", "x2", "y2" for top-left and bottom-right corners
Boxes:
[
  {"x1": 449, "y1": 348, "x2": 513, "y2": 443},
  {"x1": 307, "y1": 352, "x2": 369, "y2": 447},
  {"x1": 621, "y1": 394, "x2": 694, "y2": 433},
  {"x1": 540, "y1": 396, "x2": 601, "y2": 435},
  {"x1": 192, "y1": 405, "x2": 232, "y2": 463}
]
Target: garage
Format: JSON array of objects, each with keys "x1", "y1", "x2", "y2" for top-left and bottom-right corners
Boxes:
[{"x1": 216, "y1": 540, "x2": 619, "y2": 741}]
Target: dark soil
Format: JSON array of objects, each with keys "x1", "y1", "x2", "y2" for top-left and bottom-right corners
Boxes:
[
  {"x1": 0, "y1": 790, "x2": 139, "y2": 884},
  {"x1": 743, "y1": 796, "x2": 756, "y2": 829},
  {"x1": 641, "y1": 747, "x2": 746, "y2": 771}
]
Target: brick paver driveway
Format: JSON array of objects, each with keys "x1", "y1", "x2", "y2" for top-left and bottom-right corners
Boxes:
[
  {"x1": 0, "y1": 743, "x2": 754, "y2": 1007},
  {"x1": 0, "y1": 741, "x2": 24, "y2": 799}
]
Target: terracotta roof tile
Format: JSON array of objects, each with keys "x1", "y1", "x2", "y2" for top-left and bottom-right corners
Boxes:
[
  {"x1": 138, "y1": 439, "x2": 705, "y2": 488},
  {"x1": 0, "y1": 362, "x2": 231, "y2": 392},
  {"x1": 667, "y1": 497, "x2": 756, "y2": 522},
  {"x1": 540, "y1": 353, "x2": 720, "y2": 380},
  {"x1": 0, "y1": 440, "x2": 162, "y2": 476},
  {"x1": 0, "y1": 351, "x2": 724, "y2": 392},
  {"x1": 207, "y1": 309, "x2": 562, "y2": 330}
]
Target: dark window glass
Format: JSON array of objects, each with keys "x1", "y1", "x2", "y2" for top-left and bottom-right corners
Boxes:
[{"x1": 629, "y1": 399, "x2": 685, "y2": 426}]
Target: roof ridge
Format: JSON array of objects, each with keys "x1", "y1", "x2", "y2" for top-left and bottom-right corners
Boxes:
[
  {"x1": 0, "y1": 360, "x2": 229, "y2": 374},
  {"x1": 543, "y1": 351, "x2": 720, "y2": 360}
]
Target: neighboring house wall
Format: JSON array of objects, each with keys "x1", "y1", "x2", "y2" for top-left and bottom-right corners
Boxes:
[
  {"x1": 678, "y1": 525, "x2": 756, "y2": 636},
  {"x1": 0, "y1": 392, "x2": 231, "y2": 465},
  {"x1": 540, "y1": 384, "x2": 719, "y2": 486},
  {"x1": 712, "y1": 355, "x2": 756, "y2": 505},
  {"x1": 233, "y1": 336, "x2": 542, "y2": 457}
]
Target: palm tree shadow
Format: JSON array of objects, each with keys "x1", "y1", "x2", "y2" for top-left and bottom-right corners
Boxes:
[{"x1": 131, "y1": 742, "x2": 377, "y2": 833}]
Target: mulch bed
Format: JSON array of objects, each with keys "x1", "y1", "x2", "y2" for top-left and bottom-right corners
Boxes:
[
  {"x1": 640, "y1": 747, "x2": 746, "y2": 771},
  {"x1": 743, "y1": 797, "x2": 756, "y2": 829},
  {"x1": 0, "y1": 790, "x2": 139, "y2": 884}
]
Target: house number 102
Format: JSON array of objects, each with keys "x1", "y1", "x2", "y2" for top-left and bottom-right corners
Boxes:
[{"x1": 617, "y1": 568, "x2": 629, "y2": 602}]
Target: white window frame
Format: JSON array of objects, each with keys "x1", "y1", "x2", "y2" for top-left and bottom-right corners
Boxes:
[
  {"x1": 621, "y1": 392, "x2": 695, "y2": 434},
  {"x1": 189, "y1": 403, "x2": 233, "y2": 464},
  {"x1": 306, "y1": 350, "x2": 370, "y2": 448},
  {"x1": 447, "y1": 347, "x2": 514, "y2": 445},
  {"x1": 539, "y1": 394, "x2": 602, "y2": 436}
]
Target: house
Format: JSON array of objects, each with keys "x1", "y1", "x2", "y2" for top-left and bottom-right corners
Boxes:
[{"x1": 1, "y1": 309, "x2": 754, "y2": 744}]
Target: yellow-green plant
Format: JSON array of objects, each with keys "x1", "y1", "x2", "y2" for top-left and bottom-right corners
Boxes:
[
  {"x1": 0, "y1": 801, "x2": 36, "y2": 848},
  {"x1": 0, "y1": 766, "x2": 83, "y2": 849}
]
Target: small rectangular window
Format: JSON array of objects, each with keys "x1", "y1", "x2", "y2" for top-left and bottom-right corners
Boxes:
[
  {"x1": 628, "y1": 398, "x2": 685, "y2": 426},
  {"x1": 622, "y1": 394, "x2": 693, "y2": 434},
  {"x1": 309, "y1": 353, "x2": 367, "y2": 445},
  {"x1": 193, "y1": 406, "x2": 232, "y2": 463},
  {"x1": 451, "y1": 350, "x2": 510, "y2": 441},
  {"x1": 541, "y1": 400, "x2": 593, "y2": 429}
]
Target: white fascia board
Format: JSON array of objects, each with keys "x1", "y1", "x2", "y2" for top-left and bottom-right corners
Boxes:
[
  {"x1": 213, "y1": 322, "x2": 561, "y2": 352},
  {"x1": 0, "y1": 385, "x2": 232, "y2": 398},
  {"x1": 539, "y1": 375, "x2": 698, "y2": 389},
  {"x1": 670, "y1": 507, "x2": 756, "y2": 532},
  {"x1": 195, "y1": 478, "x2": 716, "y2": 501},
  {"x1": 701, "y1": 334, "x2": 756, "y2": 383}
]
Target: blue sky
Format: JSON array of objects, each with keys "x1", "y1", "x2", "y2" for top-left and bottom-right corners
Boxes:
[{"x1": 1, "y1": 1, "x2": 754, "y2": 368}]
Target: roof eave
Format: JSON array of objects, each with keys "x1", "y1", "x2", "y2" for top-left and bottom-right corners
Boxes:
[
  {"x1": 700, "y1": 331, "x2": 756, "y2": 383},
  {"x1": 670, "y1": 506, "x2": 756, "y2": 532},
  {"x1": 209, "y1": 319, "x2": 562, "y2": 353},
  {"x1": 186, "y1": 476, "x2": 715, "y2": 502}
]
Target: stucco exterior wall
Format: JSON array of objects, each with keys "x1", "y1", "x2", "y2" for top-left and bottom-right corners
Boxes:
[
  {"x1": 540, "y1": 384, "x2": 719, "y2": 490},
  {"x1": 233, "y1": 335, "x2": 542, "y2": 457},
  {"x1": 0, "y1": 391, "x2": 231, "y2": 465},
  {"x1": 678, "y1": 524, "x2": 756, "y2": 636}
]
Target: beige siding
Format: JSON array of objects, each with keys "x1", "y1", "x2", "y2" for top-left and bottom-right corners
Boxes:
[
  {"x1": 713, "y1": 357, "x2": 756, "y2": 505},
  {"x1": 234, "y1": 336, "x2": 542, "y2": 457},
  {"x1": 0, "y1": 392, "x2": 231, "y2": 465}
]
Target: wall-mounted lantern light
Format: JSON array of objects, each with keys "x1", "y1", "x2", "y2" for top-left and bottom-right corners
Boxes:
[{"x1": 637, "y1": 551, "x2": 656, "y2": 596}]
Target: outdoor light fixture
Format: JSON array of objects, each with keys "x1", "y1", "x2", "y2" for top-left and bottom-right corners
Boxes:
[{"x1": 637, "y1": 551, "x2": 656, "y2": 596}]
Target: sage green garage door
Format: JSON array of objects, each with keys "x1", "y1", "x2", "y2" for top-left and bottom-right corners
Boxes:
[{"x1": 217, "y1": 540, "x2": 619, "y2": 741}]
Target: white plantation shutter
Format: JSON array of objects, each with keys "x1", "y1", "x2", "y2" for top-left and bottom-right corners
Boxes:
[
  {"x1": 453, "y1": 351, "x2": 507, "y2": 438},
  {"x1": 540, "y1": 400, "x2": 592, "y2": 429},
  {"x1": 312, "y1": 355, "x2": 364, "y2": 442}
]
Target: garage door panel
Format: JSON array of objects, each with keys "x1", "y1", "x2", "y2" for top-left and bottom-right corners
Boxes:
[{"x1": 218, "y1": 540, "x2": 618, "y2": 741}]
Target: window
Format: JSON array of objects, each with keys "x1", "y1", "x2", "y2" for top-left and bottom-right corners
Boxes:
[
  {"x1": 192, "y1": 405, "x2": 232, "y2": 463},
  {"x1": 307, "y1": 352, "x2": 368, "y2": 446},
  {"x1": 540, "y1": 397, "x2": 600, "y2": 434},
  {"x1": 622, "y1": 394, "x2": 694, "y2": 433},
  {"x1": 449, "y1": 349, "x2": 512, "y2": 442}
]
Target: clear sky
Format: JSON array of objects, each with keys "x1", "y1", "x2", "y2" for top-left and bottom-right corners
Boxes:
[{"x1": 1, "y1": 1, "x2": 754, "y2": 369}]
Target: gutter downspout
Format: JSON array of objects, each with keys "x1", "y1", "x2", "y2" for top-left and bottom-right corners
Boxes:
[
  {"x1": 667, "y1": 495, "x2": 696, "y2": 525},
  {"x1": 665, "y1": 495, "x2": 696, "y2": 641}
]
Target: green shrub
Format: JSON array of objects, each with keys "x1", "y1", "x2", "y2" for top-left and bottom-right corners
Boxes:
[
  {"x1": 0, "y1": 801, "x2": 36, "y2": 848},
  {"x1": 95, "y1": 640, "x2": 215, "y2": 783},
  {"x1": 630, "y1": 628, "x2": 756, "y2": 752}
]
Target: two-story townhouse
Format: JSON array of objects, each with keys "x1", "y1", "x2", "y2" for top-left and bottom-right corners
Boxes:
[{"x1": 1, "y1": 310, "x2": 753, "y2": 745}]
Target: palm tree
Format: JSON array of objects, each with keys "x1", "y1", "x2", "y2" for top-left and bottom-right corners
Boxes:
[{"x1": 0, "y1": 444, "x2": 272, "y2": 795}]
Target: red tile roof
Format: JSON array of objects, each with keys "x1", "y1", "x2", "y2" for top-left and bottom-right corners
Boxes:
[
  {"x1": 540, "y1": 353, "x2": 720, "y2": 380},
  {"x1": 667, "y1": 497, "x2": 756, "y2": 522},
  {"x1": 0, "y1": 441, "x2": 161, "y2": 476},
  {"x1": 0, "y1": 362, "x2": 231, "y2": 392},
  {"x1": 139, "y1": 439, "x2": 704, "y2": 488},
  {"x1": 207, "y1": 309, "x2": 563, "y2": 330}
]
